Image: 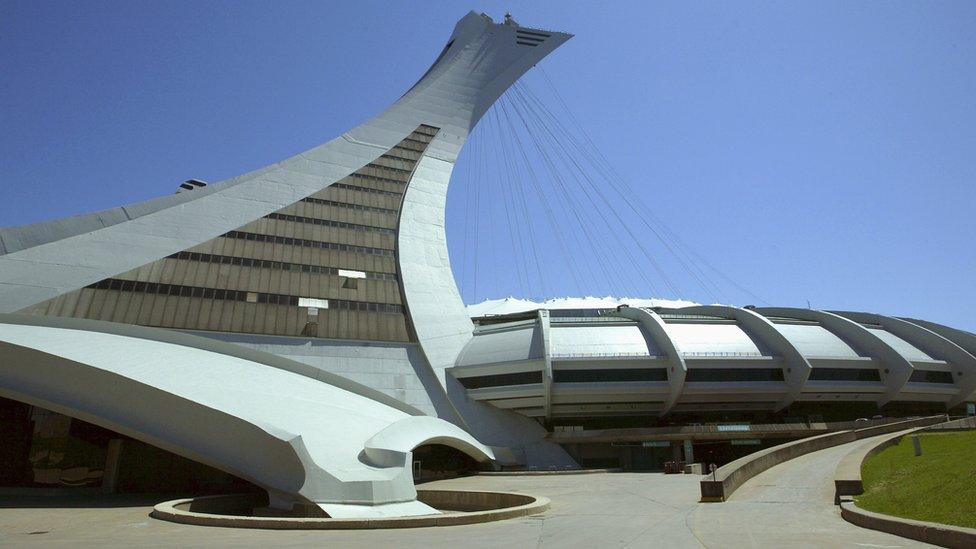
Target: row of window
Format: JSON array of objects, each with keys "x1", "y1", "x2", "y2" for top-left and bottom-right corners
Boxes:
[
  {"x1": 455, "y1": 371, "x2": 542, "y2": 390},
  {"x1": 415, "y1": 124, "x2": 439, "y2": 136},
  {"x1": 909, "y1": 370, "x2": 955, "y2": 384},
  {"x1": 300, "y1": 196, "x2": 397, "y2": 215},
  {"x1": 221, "y1": 230, "x2": 395, "y2": 257},
  {"x1": 265, "y1": 212, "x2": 394, "y2": 235},
  {"x1": 365, "y1": 162, "x2": 412, "y2": 176},
  {"x1": 347, "y1": 171, "x2": 409, "y2": 187},
  {"x1": 553, "y1": 369, "x2": 668, "y2": 383},
  {"x1": 685, "y1": 368, "x2": 785, "y2": 382},
  {"x1": 454, "y1": 367, "x2": 957, "y2": 390},
  {"x1": 457, "y1": 368, "x2": 784, "y2": 388},
  {"x1": 86, "y1": 278, "x2": 404, "y2": 314},
  {"x1": 394, "y1": 140, "x2": 428, "y2": 153},
  {"x1": 808, "y1": 368, "x2": 881, "y2": 382},
  {"x1": 379, "y1": 152, "x2": 420, "y2": 164},
  {"x1": 331, "y1": 182, "x2": 403, "y2": 198},
  {"x1": 167, "y1": 251, "x2": 398, "y2": 281}
]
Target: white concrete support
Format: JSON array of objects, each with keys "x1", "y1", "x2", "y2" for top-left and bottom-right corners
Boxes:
[
  {"x1": 539, "y1": 310, "x2": 554, "y2": 420},
  {"x1": 613, "y1": 306, "x2": 688, "y2": 415},
  {"x1": 754, "y1": 308, "x2": 915, "y2": 407},
  {"x1": 898, "y1": 317, "x2": 976, "y2": 406},
  {"x1": 0, "y1": 314, "x2": 491, "y2": 517},
  {"x1": 833, "y1": 312, "x2": 976, "y2": 408},
  {"x1": 101, "y1": 439, "x2": 123, "y2": 495},
  {"x1": 677, "y1": 306, "x2": 813, "y2": 411}
]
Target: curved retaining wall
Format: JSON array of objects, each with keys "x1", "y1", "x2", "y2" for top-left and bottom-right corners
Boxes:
[
  {"x1": 151, "y1": 489, "x2": 550, "y2": 529},
  {"x1": 699, "y1": 415, "x2": 947, "y2": 502},
  {"x1": 834, "y1": 420, "x2": 976, "y2": 547},
  {"x1": 840, "y1": 501, "x2": 976, "y2": 549},
  {"x1": 833, "y1": 428, "x2": 919, "y2": 504},
  {"x1": 478, "y1": 468, "x2": 621, "y2": 476}
]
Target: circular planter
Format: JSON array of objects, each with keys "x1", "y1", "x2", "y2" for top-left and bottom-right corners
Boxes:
[{"x1": 150, "y1": 489, "x2": 550, "y2": 530}]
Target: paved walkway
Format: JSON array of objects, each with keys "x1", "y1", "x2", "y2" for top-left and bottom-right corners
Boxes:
[
  {"x1": 689, "y1": 434, "x2": 931, "y2": 548},
  {"x1": 0, "y1": 435, "x2": 932, "y2": 548}
]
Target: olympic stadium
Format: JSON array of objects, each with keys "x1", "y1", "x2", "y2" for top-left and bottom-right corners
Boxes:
[{"x1": 0, "y1": 10, "x2": 973, "y2": 522}]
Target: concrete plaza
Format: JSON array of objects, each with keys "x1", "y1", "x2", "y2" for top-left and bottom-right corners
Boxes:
[{"x1": 0, "y1": 434, "x2": 930, "y2": 548}]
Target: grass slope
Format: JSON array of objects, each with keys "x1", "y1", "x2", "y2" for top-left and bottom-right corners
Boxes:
[{"x1": 857, "y1": 430, "x2": 976, "y2": 528}]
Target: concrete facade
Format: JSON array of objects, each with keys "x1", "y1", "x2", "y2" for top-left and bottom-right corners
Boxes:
[{"x1": 450, "y1": 305, "x2": 976, "y2": 418}]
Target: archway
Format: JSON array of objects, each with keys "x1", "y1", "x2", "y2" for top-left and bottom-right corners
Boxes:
[{"x1": 411, "y1": 443, "x2": 481, "y2": 483}]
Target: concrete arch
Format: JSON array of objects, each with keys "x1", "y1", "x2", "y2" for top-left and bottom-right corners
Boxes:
[
  {"x1": 362, "y1": 415, "x2": 495, "y2": 468},
  {"x1": 833, "y1": 311, "x2": 976, "y2": 408},
  {"x1": 612, "y1": 306, "x2": 688, "y2": 415},
  {"x1": 753, "y1": 308, "x2": 914, "y2": 407},
  {"x1": 677, "y1": 305, "x2": 812, "y2": 410},
  {"x1": 0, "y1": 314, "x2": 480, "y2": 517}
]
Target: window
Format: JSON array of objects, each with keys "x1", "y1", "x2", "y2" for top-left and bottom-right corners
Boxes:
[
  {"x1": 808, "y1": 368, "x2": 880, "y2": 382},
  {"x1": 685, "y1": 368, "x2": 785, "y2": 382},
  {"x1": 455, "y1": 371, "x2": 543, "y2": 389},
  {"x1": 553, "y1": 369, "x2": 667, "y2": 383},
  {"x1": 909, "y1": 370, "x2": 954, "y2": 384}
]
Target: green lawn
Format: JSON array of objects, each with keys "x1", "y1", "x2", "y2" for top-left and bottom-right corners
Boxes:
[{"x1": 856, "y1": 430, "x2": 976, "y2": 528}]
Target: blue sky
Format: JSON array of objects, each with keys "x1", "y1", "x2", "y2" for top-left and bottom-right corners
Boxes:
[{"x1": 1, "y1": 1, "x2": 974, "y2": 331}]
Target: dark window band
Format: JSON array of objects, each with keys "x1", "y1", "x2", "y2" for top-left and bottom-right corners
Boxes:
[
  {"x1": 394, "y1": 141, "x2": 428, "y2": 153},
  {"x1": 909, "y1": 370, "x2": 955, "y2": 384},
  {"x1": 379, "y1": 152, "x2": 419, "y2": 163},
  {"x1": 221, "y1": 230, "x2": 394, "y2": 257},
  {"x1": 808, "y1": 368, "x2": 881, "y2": 382},
  {"x1": 685, "y1": 368, "x2": 785, "y2": 382},
  {"x1": 167, "y1": 251, "x2": 397, "y2": 281},
  {"x1": 402, "y1": 137, "x2": 431, "y2": 146},
  {"x1": 515, "y1": 29, "x2": 551, "y2": 39},
  {"x1": 299, "y1": 196, "x2": 398, "y2": 215},
  {"x1": 264, "y1": 212, "x2": 394, "y2": 235},
  {"x1": 365, "y1": 163, "x2": 412, "y2": 176},
  {"x1": 330, "y1": 182, "x2": 403, "y2": 197},
  {"x1": 455, "y1": 371, "x2": 543, "y2": 389},
  {"x1": 86, "y1": 279, "x2": 403, "y2": 314},
  {"x1": 553, "y1": 369, "x2": 668, "y2": 383},
  {"x1": 347, "y1": 172, "x2": 409, "y2": 187}
]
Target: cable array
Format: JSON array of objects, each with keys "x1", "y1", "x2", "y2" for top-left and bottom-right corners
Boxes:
[{"x1": 451, "y1": 68, "x2": 769, "y2": 306}]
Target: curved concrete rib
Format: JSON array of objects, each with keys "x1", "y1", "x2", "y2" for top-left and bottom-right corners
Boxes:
[
  {"x1": 538, "y1": 310, "x2": 554, "y2": 420},
  {"x1": 834, "y1": 311, "x2": 976, "y2": 408},
  {"x1": 612, "y1": 306, "x2": 687, "y2": 415},
  {"x1": 754, "y1": 308, "x2": 914, "y2": 407},
  {"x1": 0, "y1": 315, "x2": 492, "y2": 517},
  {"x1": 363, "y1": 415, "x2": 495, "y2": 468},
  {"x1": 898, "y1": 317, "x2": 976, "y2": 406},
  {"x1": 677, "y1": 305, "x2": 812, "y2": 410}
]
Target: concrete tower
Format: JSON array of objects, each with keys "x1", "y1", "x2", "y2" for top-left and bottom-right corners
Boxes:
[{"x1": 0, "y1": 12, "x2": 574, "y2": 516}]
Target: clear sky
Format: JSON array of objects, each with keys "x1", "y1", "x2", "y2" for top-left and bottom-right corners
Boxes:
[{"x1": 1, "y1": 1, "x2": 974, "y2": 331}]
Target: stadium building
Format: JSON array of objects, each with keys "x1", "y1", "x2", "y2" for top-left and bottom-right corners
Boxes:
[{"x1": 0, "y1": 12, "x2": 973, "y2": 516}]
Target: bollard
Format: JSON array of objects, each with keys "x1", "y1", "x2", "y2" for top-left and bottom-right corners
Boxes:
[{"x1": 912, "y1": 435, "x2": 922, "y2": 457}]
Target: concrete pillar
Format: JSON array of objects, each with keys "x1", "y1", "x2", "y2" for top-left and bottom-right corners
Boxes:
[
  {"x1": 683, "y1": 440, "x2": 694, "y2": 463},
  {"x1": 101, "y1": 438, "x2": 123, "y2": 494}
]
